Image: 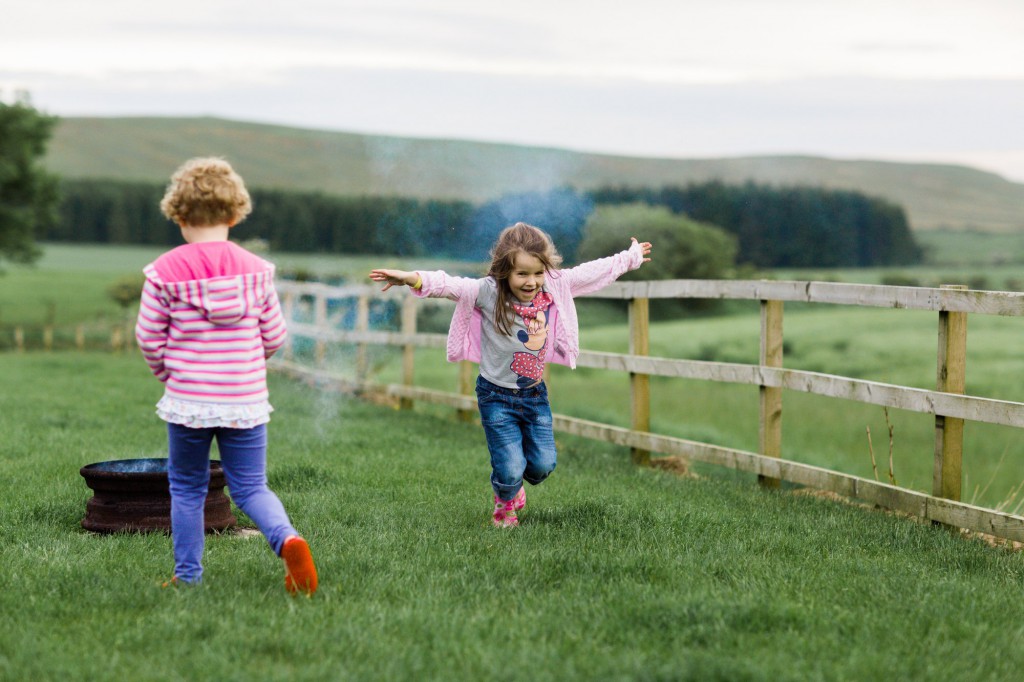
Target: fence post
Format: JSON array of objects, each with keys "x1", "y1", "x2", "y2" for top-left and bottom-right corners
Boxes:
[
  {"x1": 400, "y1": 295, "x2": 416, "y2": 410},
  {"x1": 934, "y1": 284, "x2": 967, "y2": 503},
  {"x1": 282, "y1": 292, "x2": 295, "y2": 360},
  {"x1": 457, "y1": 361, "x2": 475, "y2": 422},
  {"x1": 314, "y1": 292, "x2": 327, "y2": 367},
  {"x1": 629, "y1": 297, "x2": 651, "y2": 466},
  {"x1": 76, "y1": 325, "x2": 85, "y2": 351},
  {"x1": 759, "y1": 299, "x2": 784, "y2": 488},
  {"x1": 354, "y1": 294, "x2": 370, "y2": 385},
  {"x1": 111, "y1": 326, "x2": 124, "y2": 352},
  {"x1": 14, "y1": 327, "x2": 24, "y2": 352},
  {"x1": 43, "y1": 325, "x2": 53, "y2": 351}
]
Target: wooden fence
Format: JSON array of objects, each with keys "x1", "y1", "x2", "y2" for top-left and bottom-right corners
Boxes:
[
  {"x1": 4, "y1": 322, "x2": 136, "y2": 352},
  {"x1": 274, "y1": 278, "x2": 1024, "y2": 542}
]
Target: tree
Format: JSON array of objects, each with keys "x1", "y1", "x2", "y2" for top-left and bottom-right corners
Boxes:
[
  {"x1": 0, "y1": 93, "x2": 59, "y2": 267},
  {"x1": 576, "y1": 203, "x2": 739, "y2": 315}
]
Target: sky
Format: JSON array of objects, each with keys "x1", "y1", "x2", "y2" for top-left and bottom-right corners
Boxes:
[{"x1": 3, "y1": 0, "x2": 1024, "y2": 182}]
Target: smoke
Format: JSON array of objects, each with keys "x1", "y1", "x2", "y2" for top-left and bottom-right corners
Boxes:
[{"x1": 85, "y1": 458, "x2": 167, "y2": 473}]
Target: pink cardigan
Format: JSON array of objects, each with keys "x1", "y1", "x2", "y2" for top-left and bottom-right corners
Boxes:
[
  {"x1": 135, "y1": 242, "x2": 287, "y2": 415},
  {"x1": 412, "y1": 241, "x2": 646, "y2": 369}
]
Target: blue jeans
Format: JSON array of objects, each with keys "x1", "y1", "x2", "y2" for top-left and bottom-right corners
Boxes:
[
  {"x1": 475, "y1": 376, "x2": 557, "y2": 501},
  {"x1": 167, "y1": 423, "x2": 297, "y2": 583}
]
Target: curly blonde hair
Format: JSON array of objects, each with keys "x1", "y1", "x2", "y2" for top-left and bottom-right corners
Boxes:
[
  {"x1": 487, "y1": 222, "x2": 562, "y2": 335},
  {"x1": 160, "y1": 157, "x2": 252, "y2": 227}
]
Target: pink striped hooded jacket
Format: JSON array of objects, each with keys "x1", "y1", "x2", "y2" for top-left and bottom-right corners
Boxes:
[{"x1": 135, "y1": 242, "x2": 287, "y2": 416}]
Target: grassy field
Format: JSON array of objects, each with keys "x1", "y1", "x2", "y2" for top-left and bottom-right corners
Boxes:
[{"x1": 4, "y1": 352, "x2": 1024, "y2": 681}]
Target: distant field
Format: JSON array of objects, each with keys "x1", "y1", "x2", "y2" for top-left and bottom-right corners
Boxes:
[{"x1": 773, "y1": 230, "x2": 1024, "y2": 290}]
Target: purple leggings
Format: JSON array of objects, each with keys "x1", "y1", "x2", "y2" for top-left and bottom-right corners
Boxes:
[{"x1": 167, "y1": 423, "x2": 296, "y2": 583}]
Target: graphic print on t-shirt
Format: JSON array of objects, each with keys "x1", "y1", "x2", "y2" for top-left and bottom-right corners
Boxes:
[{"x1": 509, "y1": 292, "x2": 553, "y2": 388}]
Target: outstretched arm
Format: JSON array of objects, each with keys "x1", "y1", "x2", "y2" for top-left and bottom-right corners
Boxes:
[
  {"x1": 369, "y1": 268, "x2": 420, "y2": 291},
  {"x1": 562, "y1": 237, "x2": 653, "y2": 297}
]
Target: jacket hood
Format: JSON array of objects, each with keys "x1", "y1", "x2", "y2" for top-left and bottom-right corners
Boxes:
[{"x1": 145, "y1": 265, "x2": 276, "y2": 326}]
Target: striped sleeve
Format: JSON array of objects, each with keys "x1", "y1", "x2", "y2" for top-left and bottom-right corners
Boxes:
[
  {"x1": 135, "y1": 277, "x2": 171, "y2": 381},
  {"x1": 260, "y1": 285, "x2": 288, "y2": 358}
]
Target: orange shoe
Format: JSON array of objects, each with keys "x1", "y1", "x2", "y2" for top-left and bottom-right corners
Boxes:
[{"x1": 281, "y1": 536, "x2": 318, "y2": 596}]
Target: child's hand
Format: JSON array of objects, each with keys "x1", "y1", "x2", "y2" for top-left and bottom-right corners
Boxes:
[
  {"x1": 631, "y1": 237, "x2": 653, "y2": 263},
  {"x1": 369, "y1": 269, "x2": 415, "y2": 291}
]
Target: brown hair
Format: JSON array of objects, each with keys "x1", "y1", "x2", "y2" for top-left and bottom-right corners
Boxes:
[
  {"x1": 160, "y1": 157, "x2": 252, "y2": 227},
  {"x1": 487, "y1": 222, "x2": 562, "y2": 335}
]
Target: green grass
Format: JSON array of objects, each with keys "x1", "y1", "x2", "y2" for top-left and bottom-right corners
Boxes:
[{"x1": 4, "y1": 352, "x2": 1024, "y2": 681}]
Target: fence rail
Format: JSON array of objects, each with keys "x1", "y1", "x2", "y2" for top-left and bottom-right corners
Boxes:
[
  {"x1": 275, "y1": 278, "x2": 1024, "y2": 542},
  {"x1": 3, "y1": 322, "x2": 136, "y2": 352}
]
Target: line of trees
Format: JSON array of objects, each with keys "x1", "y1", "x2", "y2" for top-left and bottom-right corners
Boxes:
[
  {"x1": 47, "y1": 179, "x2": 921, "y2": 268},
  {"x1": 48, "y1": 180, "x2": 479, "y2": 257},
  {"x1": 592, "y1": 182, "x2": 922, "y2": 267}
]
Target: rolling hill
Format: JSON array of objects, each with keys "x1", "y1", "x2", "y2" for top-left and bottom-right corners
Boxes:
[{"x1": 43, "y1": 116, "x2": 1024, "y2": 233}]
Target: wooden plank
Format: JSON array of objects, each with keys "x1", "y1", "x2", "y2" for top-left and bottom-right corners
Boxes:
[
  {"x1": 276, "y1": 281, "x2": 372, "y2": 299},
  {"x1": 575, "y1": 350, "x2": 1024, "y2": 429},
  {"x1": 287, "y1": 323, "x2": 447, "y2": 349},
  {"x1": 356, "y1": 295, "x2": 370, "y2": 382},
  {"x1": 282, "y1": 292, "x2": 295, "y2": 360},
  {"x1": 400, "y1": 296, "x2": 417, "y2": 410},
  {"x1": 629, "y1": 297, "x2": 651, "y2": 466},
  {"x1": 279, "y1": 278, "x2": 1024, "y2": 316},
  {"x1": 289, "y1": 325, "x2": 1024, "y2": 428},
  {"x1": 934, "y1": 285, "x2": 968, "y2": 502},
  {"x1": 586, "y1": 280, "x2": 1024, "y2": 316},
  {"x1": 759, "y1": 299, "x2": 783, "y2": 488},
  {"x1": 313, "y1": 293, "x2": 327, "y2": 367},
  {"x1": 457, "y1": 360, "x2": 476, "y2": 422}
]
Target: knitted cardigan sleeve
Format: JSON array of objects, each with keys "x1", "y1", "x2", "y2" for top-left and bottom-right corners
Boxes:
[
  {"x1": 558, "y1": 240, "x2": 646, "y2": 295},
  {"x1": 544, "y1": 241, "x2": 646, "y2": 369},
  {"x1": 410, "y1": 269, "x2": 482, "y2": 302},
  {"x1": 410, "y1": 270, "x2": 485, "y2": 364}
]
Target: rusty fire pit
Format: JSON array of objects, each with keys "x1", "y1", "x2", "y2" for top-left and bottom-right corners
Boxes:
[{"x1": 80, "y1": 458, "x2": 236, "y2": 534}]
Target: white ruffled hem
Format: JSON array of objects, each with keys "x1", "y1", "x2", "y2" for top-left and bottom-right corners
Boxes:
[{"x1": 156, "y1": 396, "x2": 273, "y2": 429}]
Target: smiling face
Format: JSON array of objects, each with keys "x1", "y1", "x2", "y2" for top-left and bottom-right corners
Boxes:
[{"x1": 508, "y1": 252, "x2": 546, "y2": 303}]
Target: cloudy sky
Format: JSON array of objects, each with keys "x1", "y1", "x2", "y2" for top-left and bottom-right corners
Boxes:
[{"x1": 4, "y1": 0, "x2": 1023, "y2": 181}]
